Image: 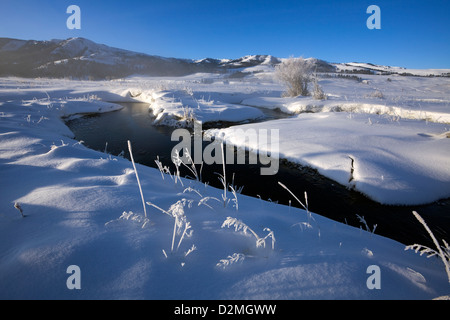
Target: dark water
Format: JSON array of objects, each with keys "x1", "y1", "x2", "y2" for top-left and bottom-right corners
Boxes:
[{"x1": 66, "y1": 102, "x2": 450, "y2": 248}]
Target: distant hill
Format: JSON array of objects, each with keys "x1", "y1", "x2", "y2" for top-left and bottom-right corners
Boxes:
[
  {"x1": 0, "y1": 37, "x2": 447, "y2": 80},
  {"x1": 332, "y1": 62, "x2": 450, "y2": 77},
  {"x1": 0, "y1": 37, "x2": 337, "y2": 79},
  {"x1": 0, "y1": 37, "x2": 214, "y2": 79}
]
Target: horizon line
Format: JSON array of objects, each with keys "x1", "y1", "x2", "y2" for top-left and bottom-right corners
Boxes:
[{"x1": 2, "y1": 36, "x2": 449, "y2": 71}]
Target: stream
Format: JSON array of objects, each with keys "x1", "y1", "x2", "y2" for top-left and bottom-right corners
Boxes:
[{"x1": 66, "y1": 102, "x2": 450, "y2": 248}]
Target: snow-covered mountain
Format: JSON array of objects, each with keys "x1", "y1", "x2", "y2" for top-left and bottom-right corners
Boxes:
[
  {"x1": 0, "y1": 37, "x2": 213, "y2": 79},
  {"x1": 0, "y1": 37, "x2": 336, "y2": 79},
  {"x1": 1, "y1": 37, "x2": 448, "y2": 79}
]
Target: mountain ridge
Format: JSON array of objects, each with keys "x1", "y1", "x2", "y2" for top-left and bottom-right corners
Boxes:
[
  {"x1": 0, "y1": 37, "x2": 209, "y2": 79},
  {"x1": 1, "y1": 37, "x2": 448, "y2": 79}
]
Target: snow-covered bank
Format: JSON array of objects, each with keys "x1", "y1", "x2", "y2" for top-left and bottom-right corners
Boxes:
[
  {"x1": 147, "y1": 89, "x2": 264, "y2": 127},
  {"x1": 207, "y1": 112, "x2": 450, "y2": 205},
  {"x1": 242, "y1": 74, "x2": 450, "y2": 124},
  {"x1": 241, "y1": 96, "x2": 450, "y2": 124},
  {"x1": 1, "y1": 76, "x2": 449, "y2": 299},
  {"x1": 203, "y1": 73, "x2": 450, "y2": 205}
]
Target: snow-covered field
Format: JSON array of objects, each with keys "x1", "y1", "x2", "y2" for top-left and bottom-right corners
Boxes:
[{"x1": 0, "y1": 70, "x2": 449, "y2": 300}]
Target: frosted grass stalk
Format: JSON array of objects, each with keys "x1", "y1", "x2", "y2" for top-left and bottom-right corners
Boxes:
[
  {"x1": 128, "y1": 140, "x2": 147, "y2": 218},
  {"x1": 278, "y1": 181, "x2": 313, "y2": 223},
  {"x1": 406, "y1": 211, "x2": 450, "y2": 283},
  {"x1": 221, "y1": 142, "x2": 227, "y2": 206},
  {"x1": 171, "y1": 217, "x2": 177, "y2": 252}
]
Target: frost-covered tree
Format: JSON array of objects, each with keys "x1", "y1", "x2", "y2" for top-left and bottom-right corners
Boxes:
[{"x1": 275, "y1": 57, "x2": 314, "y2": 97}]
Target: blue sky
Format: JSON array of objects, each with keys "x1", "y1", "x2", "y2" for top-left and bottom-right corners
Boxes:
[{"x1": 1, "y1": 0, "x2": 449, "y2": 68}]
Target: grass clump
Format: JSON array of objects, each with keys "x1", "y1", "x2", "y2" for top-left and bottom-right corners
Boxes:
[
  {"x1": 405, "y1": 211, "x2": 450, "y2": 283},
  {"x1": 221, "y1": 217, "x2": 275, "y2": 250}
]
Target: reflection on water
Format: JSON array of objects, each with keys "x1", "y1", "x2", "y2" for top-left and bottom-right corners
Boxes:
[{"x1": 66, "y1": 102, "x2": 450, "y2": 248}]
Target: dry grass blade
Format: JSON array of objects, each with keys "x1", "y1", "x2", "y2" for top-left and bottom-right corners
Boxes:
[
  {"x1": 405, "y1": 211, "x2": 450, "y2": 283},
  {"x1": 128, "y1": 140, "x2": 147, "y2": 218}
]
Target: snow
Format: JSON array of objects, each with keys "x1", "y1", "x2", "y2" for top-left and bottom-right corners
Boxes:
[
  {"x1": 242, "y1": 75, "x2": 450, "y2": 122},
  {"x1": 207, "y1": 112, "x2": 450, "y2": 205},
  {"x1": 147, "y1": 89, "x2": 264, "y2": 126},
  {"x1": 204, "y1": 74, "x2": 450, "y2": 205},
  {"x1": 0, "y1": 72, "x2": 449, "y2": 300},
  {"x1": 334, "y1": 62, "x2": 450, "y2": 77},
  {"x1": 49, "y1": 37, "x2": 139, "y2": 66}
]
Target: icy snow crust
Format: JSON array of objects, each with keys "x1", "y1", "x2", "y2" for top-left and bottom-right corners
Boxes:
[{"x1": 0, "y1": 73, "x2": 449, "y2": 299}]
